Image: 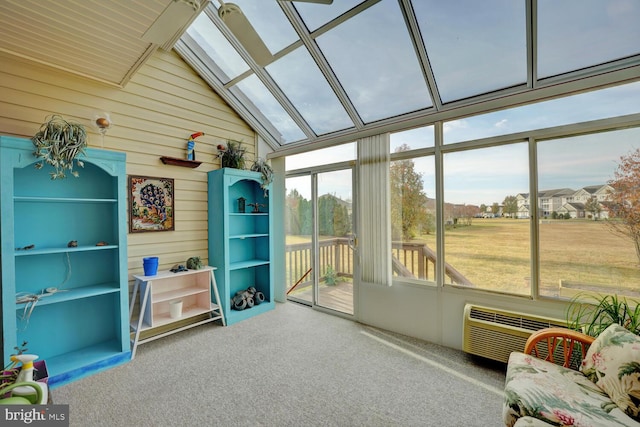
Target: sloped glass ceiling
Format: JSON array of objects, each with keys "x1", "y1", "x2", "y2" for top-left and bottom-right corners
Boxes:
[{"x1": 179, "y1": 0, "x2": 640, "y2": 149}]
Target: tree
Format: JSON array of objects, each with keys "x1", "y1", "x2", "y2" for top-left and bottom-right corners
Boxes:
[
  {"x1": 607, "y1": 148, "x2": 640, "y2": 264},
  {"x1": 318, "y1": 194, "x2": 350, "y2": 237},
  {"x1": 584, "y1": 196, "x2": 602, "y2": 220},
  {"x1": 331, "y1": 197, "x2": 351, "y2": 237},
  {"x1": 503, "y1": 195, "x2": 518, "y2": 218},
  {"x1": 286, "y1": 188, "x2": 311, "y2": 235},
  {"x1": 491, "y1": 202, "x2": 500, "y2": 216},
  {"x1": 390, "y1": 144, "x2": 429, "y2": 240}
]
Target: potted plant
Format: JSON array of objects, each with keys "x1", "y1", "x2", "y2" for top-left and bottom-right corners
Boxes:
[
  {"x1": 32, "y1": 114, "x2": 88, "y2": 179},
  {"x1": 216, "y1": 140, "x2": 246, "y2": 169},
  {"x1": 566, "y1": 293, "x2": 640, "y2": 337},
  {"x1": 186, "y1": 256, "x2": 203, "y2": 270},
  {"x1": 250, "y1": 157, "x2": 273, "y2": 197}
]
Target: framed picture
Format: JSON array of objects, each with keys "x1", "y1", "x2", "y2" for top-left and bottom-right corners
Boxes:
[{"x1": 129, "y1": 175, "x2": 175, "y2": 233}]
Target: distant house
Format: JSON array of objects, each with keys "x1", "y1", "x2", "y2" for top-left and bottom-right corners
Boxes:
[
  {"x1": 598, "y1": 201, "x2": 614, "y2": 220},
  {"x1": 567, "y1": 185, "x2": 613, "y2": 219},
  {"x1": 517, "y1": 204, "x2": 530, "y2": 219},
  {"x1": 516, "y1": 193, "x2": 530, "y2": 219},
  {"x1": 509, "y1": 185, "x2": 614, "y2": 219},
  {"x1": 538, "y1": 188, "x2": 575, "y2": 218},
  {"x1": 570, "y1": 184, "x2": 614, "y2": 203},
  {"x1": 557, "y1": 202, "x2": 585, "y2": 219}
]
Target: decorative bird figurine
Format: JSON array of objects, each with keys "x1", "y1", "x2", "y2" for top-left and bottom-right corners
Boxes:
[{"x1": 187, "y1": 132, "x2": 204, "y2": 161}]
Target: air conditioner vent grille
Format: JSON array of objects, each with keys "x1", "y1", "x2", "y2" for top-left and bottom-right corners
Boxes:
[
  {"x1": 463, "y1": 304, "x2": 568, "y2": 363},
  {"x1": 495, "y1": 313, "x2": 523, "y2": 328},
  {"x1": 468, "y1": 306, "x2": 566, "y2": 331},
  {"x1": 521, "y1": 317, "x2": 560, "y2": 331}
]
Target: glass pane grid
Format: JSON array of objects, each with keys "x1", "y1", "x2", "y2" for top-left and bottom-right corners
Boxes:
[
  {"x1": 537, "y1": 0, "x2": 640, "y2": 79},
  {"x1": 183, "y1": 0, "x2": 640, "y2": 147},
  {"x1": 316, "y1": 0, "x2": 432, "y2": 123}
]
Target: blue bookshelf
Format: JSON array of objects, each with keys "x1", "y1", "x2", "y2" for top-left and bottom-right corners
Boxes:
[
  {"x1": 208, "y1": 168, "x2": 274, "y2": 326},
  {"x1": 0, "y1": 136, "x2": 130, "y2": 388}
]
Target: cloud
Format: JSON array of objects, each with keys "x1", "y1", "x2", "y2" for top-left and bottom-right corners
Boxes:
[
  {"x1": 494, "y1": 119, "x2": 508, "y2": 128},
  {"x1": 443, "y1": 119, "x2": 468, "y2": 134}
]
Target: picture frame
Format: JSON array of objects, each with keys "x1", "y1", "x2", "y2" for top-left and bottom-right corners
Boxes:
[{"x1": 129, "y1": 175, "x2": 175, "y2": 233}]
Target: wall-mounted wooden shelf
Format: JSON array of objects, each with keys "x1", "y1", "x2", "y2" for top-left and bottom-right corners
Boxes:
[{"x1": 160, "y1": 156, "x2": 202, "y2": 168}]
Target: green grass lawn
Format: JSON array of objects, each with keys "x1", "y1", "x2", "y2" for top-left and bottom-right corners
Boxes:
[
  {"x1": 287, "y1": 218, "x2": 640, "y2": 296},
  {"x1": 443, "y1": 218, "x2": 640, "y2": 295}
]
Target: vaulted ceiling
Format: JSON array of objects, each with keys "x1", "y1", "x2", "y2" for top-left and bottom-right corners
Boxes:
[
  {"x1": 176, "y1": 0, "x2": 640, "y2": 153},
  {"x1": 0, "y1": 0, "x2": 204, "y2": 86},
  {"x1": 1, "y1": 0, "x2": 639, "y2": 155}
]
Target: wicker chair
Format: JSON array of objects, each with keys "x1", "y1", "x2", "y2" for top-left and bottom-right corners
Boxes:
[{"x1": 524, "y1": 327, "x2": 595, "y2": 369}]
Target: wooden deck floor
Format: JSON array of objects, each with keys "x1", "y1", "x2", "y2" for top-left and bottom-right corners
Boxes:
[{"x1": 287, "y1": 281, "x2": 354, "y2": 315}]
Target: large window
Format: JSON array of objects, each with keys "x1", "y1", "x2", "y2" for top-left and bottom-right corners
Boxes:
[
  {"x1": 443, "y1": 143, "x2": 530, "y2": 295},
  {"x1": 284, "y1": 82, "x2": 640, "y2": 301},
  {"x1": 390, "y1": 154, "x2": 436, "y2": 283},
  {"x1": 389, "y1": 128, "x2": 436, "y2": 284},
  {"x1": 537, "y1": 128, "x2": 640, "y2": 298},
  {"x1": 396, "y1": 114, "x2": 640, "y2": 299}
]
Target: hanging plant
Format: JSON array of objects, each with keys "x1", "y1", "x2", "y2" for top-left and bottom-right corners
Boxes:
[
  {"x1": 32, "y1": 115, "x2": 87, "y2": 179},
  {"x1": 216, "y1": 140, "x2": 246, "y2": 169},
  {"x1": 250, "y1": 157, "x2": 273, "y2": 197}
]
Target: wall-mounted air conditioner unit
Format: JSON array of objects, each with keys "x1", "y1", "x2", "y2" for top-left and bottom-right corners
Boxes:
[{"x1": 462, "y1": 304, "x2": 568, "y2": 363}]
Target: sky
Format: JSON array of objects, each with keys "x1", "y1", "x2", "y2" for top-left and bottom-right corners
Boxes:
[
  {"x1": 285, "y1": 81, "x2": 640, "y2": 206},
  {"x1": 202, "y1": 0, "x2": 640, "y2": 206},
  {"x1": 200, "y1": 0, "x2": 640, "y2": 143}
]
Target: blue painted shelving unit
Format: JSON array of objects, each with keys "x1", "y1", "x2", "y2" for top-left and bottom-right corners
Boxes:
[
  {"x1": 208, "y1": 168, "x2": 274, "y2": 326},
  {"x1": 0, "y1": 136, "x2": 130, "y2": 388}
]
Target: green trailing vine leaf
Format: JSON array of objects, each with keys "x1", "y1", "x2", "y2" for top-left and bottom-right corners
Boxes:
[
  {"x1": 32, "y1": 114, "x2": 87, "y2": 179},
  {"x1": 250, "y1": 157, "x2": 273, "y2": 197}
]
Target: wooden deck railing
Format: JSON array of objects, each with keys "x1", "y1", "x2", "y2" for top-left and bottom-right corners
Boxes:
[
  {"x1": 286, "y1": 238, "x2": 354, "y2": 290},
  {"x1": 286, "y1": 238, "x2": 472, "y2": 290}
]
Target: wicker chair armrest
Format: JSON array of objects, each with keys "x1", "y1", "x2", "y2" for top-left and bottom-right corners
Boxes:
[{"x1": 524, "y1": 327, "x2": 595, "y2": 369}]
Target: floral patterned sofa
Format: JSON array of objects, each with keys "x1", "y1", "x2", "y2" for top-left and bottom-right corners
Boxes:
[{"x1": 503, "y1": 324, "x2": 640, "y2": 427}]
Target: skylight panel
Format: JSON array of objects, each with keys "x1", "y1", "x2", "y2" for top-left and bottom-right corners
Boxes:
[
  {"x1": 266, "y1": 46, "x2": 353, "y2": 136},
  {"x1": 316, "y1": 0, "x2": 432, "y2": 123},
  {"x1": 186, "y1": 13, "x2": 249, "y2": 82},
  {"x1": 414, "y1": 0, "x2": 527, "y2": 103},
  {"x1": 231, "y1": 74, "x2": 306, "y2": 144},
  {"x1": 294, "y1": 0, "x2": 364, "y2": 31},
  {"x1": 537, "y1": 0, "x2": 640, "y2": 78}
]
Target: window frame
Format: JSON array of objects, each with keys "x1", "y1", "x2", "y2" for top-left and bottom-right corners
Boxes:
[{"x1": 384, "y1": 113, "x2": 640, "y2": 301}]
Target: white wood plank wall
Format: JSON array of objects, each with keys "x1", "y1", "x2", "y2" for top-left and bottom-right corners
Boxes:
[{"x1": 0, "y1": 49, "x2": 256, "y2": 281}]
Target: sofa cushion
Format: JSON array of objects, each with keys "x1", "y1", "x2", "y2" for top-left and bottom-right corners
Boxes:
[
  {"x1": 581, "y1": 323, "x2": 640, "y2": 420},
  {"x1": 513, "y1": 416, "x2": 554, "y2": 426},
  {"x1": 504, "y1": 351, "x2": 639, "y2": 427}
]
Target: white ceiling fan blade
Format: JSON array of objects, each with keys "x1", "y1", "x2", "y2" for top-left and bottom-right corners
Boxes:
[
  {"x1": 218, "y1": 2, "x2": 273, "y2": 66},
  {"x1": 279, "y1": 0, "x2": 334, "y2": 4}
]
